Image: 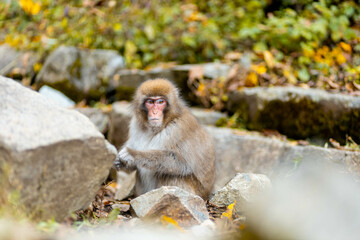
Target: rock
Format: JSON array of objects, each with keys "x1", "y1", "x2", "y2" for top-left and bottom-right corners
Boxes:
[
  {"x1": 115, "y1": 170, "x2": 136, "y2": 200},
  {"x1": 110, "y1": 69, "x2": 146, "y2": 101},
  {"x1": 206, "y1": 126, "x2": 360, "y2": 191},
  {"x1": 171, "y1": 63, "x2": 231, "y2": 104},
  {"x1": 75, "y1": 107, "x2": 109, "y2": 134},
  {"x1": 209, "y1": 173, "x2": 271, "y2": 216},
  {"x1": 0, "y1": 77, "x2": 116, "y2": 221},
  {"x1": 0, "y1": 44, "x2": 39, "y2": 78},
  {"x1": 39, "y1": 85, "x2": 75, "y2": 108},
  {"x1": 130, "y1": 186, "x2": 209, "y2": 227},
  {"x1": 172, "y1": 63, "x2": 231, "y2": 79},
  {"x1": 190, "y1": 107, "x2": 226, "y2": 125},
  {"x1": 36, "y1": 46, "x2": 125, "y2": 101},
  {"x1": 112, "y1": 203, "x2": 131, "y2": 212},
  {"x1": 227, "y1": 86, "x2": 360, "y2": 143},
  {"x1": 110, "y1": 63, "x2": 232, "y2": 104},
  {"x1": 107, "y1": 101, "x2": 132, "y2": 149},
  {"x1": 247, "y1": 161, "x2": 360, "y2": 240}
]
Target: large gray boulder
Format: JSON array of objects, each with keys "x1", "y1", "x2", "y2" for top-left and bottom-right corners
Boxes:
[
  {"x1": 36, "y1": 46, "x2": 125, "y2": 101},
  {"x1": 207, "y1": 126, "x2": 360, "y2": 191},
  {"x1": 227, "y1": 86, "x2": 360, "y2": 143},
  {"x1": 0, "y1": 77, "x2": 116, "y2": 221}
]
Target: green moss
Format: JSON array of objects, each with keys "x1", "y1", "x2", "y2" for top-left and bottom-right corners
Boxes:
[
  {"x1": 242, "y1": 97, "x2": 360, "y2": 144},
  {"x1": 69, "y1": 54, "x2": 82, "y2": 80},
  {"x1": 114, "y1": 86, "x2": 136, "y2": 101}
]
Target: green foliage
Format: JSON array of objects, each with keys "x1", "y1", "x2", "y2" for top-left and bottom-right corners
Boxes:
[{"x1": 0, "y1": 0, "x2": 359, "y2": 94}]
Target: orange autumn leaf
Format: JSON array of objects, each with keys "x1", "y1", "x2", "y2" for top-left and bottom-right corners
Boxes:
[
  {"x1": 336, "y1": 53, "x2": 347, "y2": 65},
  {"x1": 339, "y1": 42, "x2": 352, "y2": 53}
]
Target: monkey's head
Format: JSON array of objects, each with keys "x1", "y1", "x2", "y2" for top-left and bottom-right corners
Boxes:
[{"x1": 133, "y1": 79, "x2": 183, "y2": 130}]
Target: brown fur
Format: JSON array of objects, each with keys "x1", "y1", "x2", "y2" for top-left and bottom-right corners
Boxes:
[{"x1": 115, "y1": 79, "x2": 215, "y2": 199}]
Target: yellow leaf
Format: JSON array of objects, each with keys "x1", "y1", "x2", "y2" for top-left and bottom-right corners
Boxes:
[
  {"x1": 161, "y1": 216, "x2": 184, "y2": 231},
  {"x1": 197, "y1": 83, "x2": 205, "y2": 96},
  {"x1": 31, "y1": 2, "x2": 41, "y2": 15},
  {"x1": 283, "y1": 69, "x2": 297, "y2": 84},
  {"x1": 245, "y1": 72, "x2": 258, "y2": 87},
  {"x1": 221, "y1": 201, "x2": 236, "y2": 220},
  {"x1": 336, "y1": 53, "x2": 347, "y2": 65},
  {"x1": 107, "y1": 181, "x2": 116, "y2": 189},
  {"x1": 339, "y1": 42, "x2": 352, "y2": 53},
  {"x1": 61, "y1": 18, "x2": 68, "y2": 28},
  {"x1": 113, "y1": 23, "x2": 122, "y2": 32},
  {"x1": 251, "y1": 64, "x2": 266, "y2": 74},
  {"x1": 33, "y1": 63, "x2": 42, "y2": 73},
  {"x1": 20, "y1": 0, "x2": 41, "y2": 15},
  {"x1": 263, "y1": 51, "x2": 275, "y2": 68}
]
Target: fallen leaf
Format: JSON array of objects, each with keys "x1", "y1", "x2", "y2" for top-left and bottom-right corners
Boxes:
[
  {"x1": 339, "y1": 42, "x2": 352, "y2": 53},
  {"x1": 221, "y1": 201, "x2": 236, "y2": 220},
  {"x1": 329, "y1": 138, "x2": 342, "y2": 149},
  {"x1": 161, "y1": 215, "x2": 184, "y2": 231},
  {"x1": 264, "y1": 51, "x2": 275, "y2": 68},
  {"x1": 245, "y1": 72, "x2": 258, "y2": 87}
]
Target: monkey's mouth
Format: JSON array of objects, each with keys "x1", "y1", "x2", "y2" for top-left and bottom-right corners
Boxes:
[{"x1": 149, "y1": 117, "x2": 161, "y2": 121}]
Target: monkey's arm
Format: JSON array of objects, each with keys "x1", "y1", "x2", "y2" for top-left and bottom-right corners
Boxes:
[{"x1": 123, "y1": 147, "x2": 192, "y2": 176}]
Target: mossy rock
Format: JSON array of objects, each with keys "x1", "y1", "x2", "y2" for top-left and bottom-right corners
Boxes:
[{"x1": 227, "y1": 87, "x2": 360, "y2": 144}]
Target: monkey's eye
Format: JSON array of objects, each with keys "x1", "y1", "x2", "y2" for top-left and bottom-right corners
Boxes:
[
  {"x1": 156, "y1": 99, "x2": 165, "y2": 105},
  {"x1": 145, "y1": 99, "x2": 154, "y2": 105}
]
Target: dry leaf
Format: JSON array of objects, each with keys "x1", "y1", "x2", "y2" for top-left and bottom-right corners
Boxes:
[
  {"x1": 264, "y1": 51, "x2": 275, "y2": 68},
  {"x1": 329, "y1": 138, "x2": 342, "y2": 149},
  {"x1": 245, "y1": 72, "x2": 258, "y2": 87},
  {"x1": 161, "y1": 215, "x2": 184, "y2": 231},
  {"x1": 221, "y1": 201, "x2": 236, "y2": 220}
]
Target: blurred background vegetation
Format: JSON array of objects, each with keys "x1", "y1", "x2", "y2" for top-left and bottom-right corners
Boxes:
[{"x1": 1, "y1": 0, "x2": 360, "y2": 109}]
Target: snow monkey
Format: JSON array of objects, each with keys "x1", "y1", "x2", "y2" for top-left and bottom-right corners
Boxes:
[{"x1": 114, "y1": 78, "x2": 215, "y2": 199}]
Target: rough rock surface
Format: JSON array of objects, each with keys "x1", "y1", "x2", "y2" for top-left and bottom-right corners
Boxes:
[
  {"x1": 39, "y1": 85, "x2": 75, "y2": 108},
  {"x1": 207, "y1": 126, "x2": 360, "y2": 191},
  {"x1": 209, "y1": 173, "x2": 271, "y2": 216},
  {"x1": 36, "y1": 46, "x2": 125, "y2": 101},
  {"x1": 107, "y1": 101, "x2": 132, "y2": 149},
  {"x1": 190, "y1": 107, "x2": 226, "y2": 125},
  {"x1": 227, "y1": 86, "x2": 360, "y2": 143},
  {"x1": 247, "y1": 162, "x2": 360, "y2": 240},
  {"x1": 75, "y1": 107, "x2": 109, "y2": 134},
  {"x1": 0, "y1": 44, "x2": 39, "y2": 78},
  {"x1": 0, "y1": 77, "x2": 116, "y2": 221},
  {"x1": 115, "y1": 170, "x2": 136, "y2": 200},
  {"x1": 130, "y1": 186, "x2": 209, "y2": 227}
]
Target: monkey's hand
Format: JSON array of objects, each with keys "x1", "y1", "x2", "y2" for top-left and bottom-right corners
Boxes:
[{"x1": 114, "y1": 147, "x2": 136, "y2": 170}]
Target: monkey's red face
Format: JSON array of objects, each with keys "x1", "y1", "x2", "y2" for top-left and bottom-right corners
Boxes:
[{"x1": 144, "y1": 97, "x2": 167, "y2": 126}]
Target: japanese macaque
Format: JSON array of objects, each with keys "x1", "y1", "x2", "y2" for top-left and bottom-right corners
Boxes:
[{"x1": 114, "y1": 78, "x2": 215, "y2": 199}]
